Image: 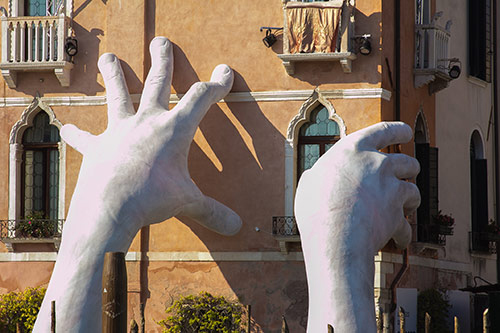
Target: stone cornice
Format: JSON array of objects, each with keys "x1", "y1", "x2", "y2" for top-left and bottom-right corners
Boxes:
[{"x1": 0, "y1": 88, "x2": 391, "y2": 107}]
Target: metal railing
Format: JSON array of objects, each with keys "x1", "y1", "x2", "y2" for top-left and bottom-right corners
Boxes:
[
  {"x1": 1, "y1": 14, "x2": 71, "y2": 64},
  {"x1": 415, "y1": 23, "x2": 450, "y2": 73},
  {"x1": 415, "y1": 223, "x2": 453, "y2": 245},
  {"x1": 470, "y1": 232, "x2": 500, "y2": 254},
  {"x1": 272, "y1": 216, "x2": 300, "y2": 237},
  {"x1": 0, "y1": 219, "x2": 64, "y2": 239}
]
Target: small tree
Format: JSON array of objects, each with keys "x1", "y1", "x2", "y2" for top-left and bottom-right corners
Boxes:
[
  {"x1": 417, "y1": 288, "x2": 451, "y2": 333},
  {"x1": 0, "y1": 287, "x2": 46, "y2": 332},
  {"x1": 159, "y1": 291, "x2": 243, "y2": 333}
]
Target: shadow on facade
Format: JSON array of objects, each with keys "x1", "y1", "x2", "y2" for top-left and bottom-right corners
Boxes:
[{"x1": 138, "y1": 45, "x2": 309, "y2": 331}]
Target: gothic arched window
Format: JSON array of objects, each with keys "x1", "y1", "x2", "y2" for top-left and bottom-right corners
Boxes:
[
  {"x1": 21, "y1": 112, "x2": 60, "y2": 219},
  {"x1": 297, "y1": 105, "x2": 340, "y2": 179}
]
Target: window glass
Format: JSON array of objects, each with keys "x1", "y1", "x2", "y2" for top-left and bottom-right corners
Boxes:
[
  {"x1": 297, "y1": 106, "x2": 340, "y2": 178},
  {"x1": 22, "y1": 112, "x2": 60, "y2": 219}
]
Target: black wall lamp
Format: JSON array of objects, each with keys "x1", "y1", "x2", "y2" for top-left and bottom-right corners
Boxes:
[
  {"x1": 65, "y1": 37, "x2": 78, "y2": 58},
  {"x1": 439, "y1": 58, "x2": 461, "y2": 79},
  {"x1": 260, "y1": 27, "x2": 283, "y2": 48},
  {"x1": 352, "y1": 34, "x2": 372, "y2": 55}
]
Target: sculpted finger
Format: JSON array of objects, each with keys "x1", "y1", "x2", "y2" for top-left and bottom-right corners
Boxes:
[
  {"x1": 98, "y1": 53, "x2": 134, "y2": 127},
  {"x1": 172, "y1": 65, "x2": 233, "y2": 135},
  {"x1": 392, "y1": 217, "x2": 412, "y2": 249},
  {"x1": 400, "y1": 181, "x2": 421, "y2": 215},
  {"x1": 60, "y1": 124, "x2": 95, "y2": 155},
  {"x1": 390, "y1": 154, "x2": 420, "y2": 180},
  {"x1": 179, "y1": 195, "x2": 242, "y2": 236},
  {"x1": 352, "y1": 122, "x2": 413, "y2": 150},
  {"x1": 138, "y1": 37, "x2": 174, "y2": 113}
]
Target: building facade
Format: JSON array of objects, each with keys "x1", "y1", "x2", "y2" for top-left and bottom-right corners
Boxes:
[{"x1": 0, "y1": 0, "x2": 498, "y2": 332}]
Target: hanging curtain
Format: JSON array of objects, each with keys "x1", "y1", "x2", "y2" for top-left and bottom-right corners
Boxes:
[{"x1": 287, "y1": 3, "x2": 342, "y2": 54}]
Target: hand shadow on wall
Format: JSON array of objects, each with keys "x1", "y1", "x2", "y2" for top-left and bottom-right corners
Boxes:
[{"x1": 143, "y1": 43, "x2": 309, "y2": 332}]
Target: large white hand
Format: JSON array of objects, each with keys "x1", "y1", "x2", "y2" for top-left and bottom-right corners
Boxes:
[
  {"x1": 294, "y1": 122, "x2": 420, "y2": 332},
  {"x1": 33, "y1": 37, "x2": 241, "y2": 332}
]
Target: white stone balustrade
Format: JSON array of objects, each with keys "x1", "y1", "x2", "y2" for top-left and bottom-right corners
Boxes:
[
  {"x1": 0, "y1": 14, "x2": 73, "y2": 88},
  {"x1": 415, "y1": 23, "x2": 450, "y2": 73}
]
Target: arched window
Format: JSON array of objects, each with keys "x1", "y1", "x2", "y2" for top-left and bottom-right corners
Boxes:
[
  {"x1": 470, "y1": 130, "x2": 489, "y2": 252},
  {"x1": 414, "y1": 113, "x2": 439, "y2": 243},
  {"x1": 21, "y1": 112, "x2": 60, "y2": 219},
  {"x1": 297, "y1": 105, "x2": 340, "y2": 179}
]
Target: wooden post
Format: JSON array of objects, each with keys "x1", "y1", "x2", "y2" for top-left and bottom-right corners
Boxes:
[
  {"x1": 484, "y1": 308, "x2": 490, "y2": 333},
  {"x1": 454, "y1": 316, "x2": 460, "y2": 333},
  {"x1": 16, "y1": 322, "x2": 22, "y2": 333},
  {"x1": 327, "y1": 324, "x2": 334, "y2": 332},
  {"x1": 129, "y1": 319, "x2": 138, "y2": 333},
  {"x1": 281, "y1": 315, "x2": 289, "y2": 333},
  {"x1": 246, "y1": 305, "x2": 251, "y2": 333},
  {"x1": 102, "y1": 252, "x2": 127, "y2": 333},
  {"x1": 140, "y1": 303, "x2": 145, "y2": 333},
  {"x1": 425, "y1": 312, "x2": 431, "y2": 333},
  {"x1": 399, "y1": 307, "x2": 405, "y2": 333},
  {"x1": 51, "y1": 300, "x2": 56, "y2": 333}
]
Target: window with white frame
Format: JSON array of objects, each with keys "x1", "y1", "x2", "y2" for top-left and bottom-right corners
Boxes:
[{"x1": 8, "y1": 98, "x2": 66, "y2": 223}]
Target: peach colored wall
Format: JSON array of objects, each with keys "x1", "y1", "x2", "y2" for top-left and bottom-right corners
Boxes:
[{"x1": 0, "y1": 0, "x2": 406, "y2": 331}]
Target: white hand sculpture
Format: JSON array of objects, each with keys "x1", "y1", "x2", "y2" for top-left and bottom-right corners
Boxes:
[
  {"x1": 294, "y1": 122, "x2": 420, "y2": 333},
  {"x1": 33, "y1": 37, "x2": 242, "y2": 332}
]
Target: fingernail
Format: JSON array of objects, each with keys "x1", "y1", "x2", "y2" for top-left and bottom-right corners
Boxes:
[{"x1": 99, "y1": 53, "x2": 117, "y2": 65}]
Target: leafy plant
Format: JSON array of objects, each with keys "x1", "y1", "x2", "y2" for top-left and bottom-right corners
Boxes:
[
  {"x1": 487, "y1": 219, "x2": 500, "y2": 235},
  {"x1": 16, "y1": 211, "x2": 56, "y2": 238},
  {"x1": 0, "y1": 287, "x2": 46, "y2": 332},
  {"x1": 417, "y1": 289, "x2": 451, "y2": 333},
  {"x1": 432, "y1": 211, "x2": 455, "y2": 227},
  {"x1": 158, "y1": 292, "x2": 243, "y2": 333}
]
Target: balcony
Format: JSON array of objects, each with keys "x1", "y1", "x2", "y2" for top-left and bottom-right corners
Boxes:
[
  {"x1": 278, "y1": 0, "x2": 356, "y2": 74},
  {"x1": 0, "y1": 13, "x2": 73, "y2": 88},
  {"x1": 417, "y1": 223, "x2": 453, "y2": 246},
  {"x1": 0, "y1": 219, "x2": 64, "y2": 252},
  {"x1": 272, "y1": 216, "x2": 300, "y2": 254},
  {"x1": 470, "y1": 232, "x2": 500, "y2": 254},
  {"x1": 414, "y1": 22, "x2": 454, "y2": 94}
]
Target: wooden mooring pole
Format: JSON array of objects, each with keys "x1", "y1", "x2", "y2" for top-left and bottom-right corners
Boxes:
[
  {"x1": 102, "y1": 252, "x2": 127, "y2": 333},
  {"x1": 51, "y1": 300, "x2": 56, "y2": 333}
]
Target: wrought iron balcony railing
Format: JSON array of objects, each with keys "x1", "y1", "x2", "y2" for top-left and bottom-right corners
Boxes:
[
  {"x1": 0, "y1": 219, "x2": 64, "y2": 252},
  {"x1": 272, "y1": 216, "x2": 300, "y2": 254},
  {"x1": 470, "y1": 231, "x2": 500, "y2": 254},
  {"x1": 416, "y1": 223, "x2": 453, "y2": 246},
  {"x1": 272, "y1": 216, "x2": 300, "y2": 237}
]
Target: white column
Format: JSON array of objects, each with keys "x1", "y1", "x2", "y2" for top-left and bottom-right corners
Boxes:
[
  {"x1": 284, "y1": 140, "x2": 295, "y2": 216},
  {"x1": 8, "y1": 143, "x2": 23, "y2": 237}
]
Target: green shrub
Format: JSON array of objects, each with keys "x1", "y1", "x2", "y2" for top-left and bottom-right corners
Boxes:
[
  {"x1": 417, "y1": 288, "x2": 451, "y2": 333},
  {"x1": 0, "y1": 287, "x2": 46, "y2": 332},
  {"x1": 159, "y1": 291, "x2": 243, "y2": 333}
]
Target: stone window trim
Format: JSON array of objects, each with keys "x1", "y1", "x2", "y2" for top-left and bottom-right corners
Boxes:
[
  {"x1": 284, "y1": 89, "x2": 346, "y2": 215},
  {"x1": 8, "y1": 0, "x2": 73, "y2": 18},
  {"x1": 8, "y1": 97, "x2": 66, "y2": 222}
]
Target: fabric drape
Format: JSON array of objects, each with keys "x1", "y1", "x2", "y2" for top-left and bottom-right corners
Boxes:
[{"x1": 287, "y1": 6, "x2": 342, "y2": 54}]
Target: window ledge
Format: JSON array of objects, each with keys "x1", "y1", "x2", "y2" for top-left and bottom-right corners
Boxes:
[
  {"x1": 0, "y1": 61, "x2": 73, "y2": 88},
  {"x1": 277, "y1": 52, "x2": 357, "y2": 74},
  {"x1": 411, "y1": 241, "x2": 445, "y2": 258},
  {"x1": 467, "y1": 75, "x2": 489, "y2": 88},
  {"x1": 1, "y1": 237, "x2": 61, "y2": 252},
  {"x1": 273, "y1": 235, "x2": 301, "y2": 254},
  {"x1": 414, "y1": 69, "x2": 453, "y2": 94}
]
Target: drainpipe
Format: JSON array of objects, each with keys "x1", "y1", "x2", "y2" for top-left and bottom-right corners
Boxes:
[
  {"x1": 386, "y1": 0, "x2": 409, "y2": 330},
  {"x1": 493, "y1": 0, "x2": 500, "y2": 281},
  {"x1": 394, "y1": 0, "x2": 401, "y2": 122}
]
